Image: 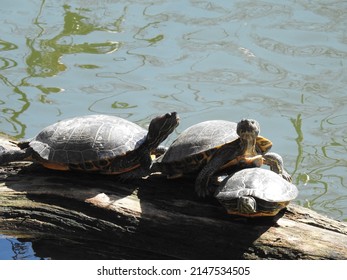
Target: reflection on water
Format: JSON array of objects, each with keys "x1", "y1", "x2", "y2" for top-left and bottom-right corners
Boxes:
[
  {"x1": 0, "y1": 235, "x2": 42, "y2": 260},
  {"x1": 26, "y1": 4, "x2": 120, "y2": 78},
  {"x1": 0, "y1": 0, "x2": 347, "y2": 258}
]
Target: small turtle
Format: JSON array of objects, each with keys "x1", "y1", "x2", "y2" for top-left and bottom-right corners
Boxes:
[
  {"x1": 0, "y1": 113, "x2": 179, "y2": 179},
  {"x1": 215, "y1": 168, "x2": 298, "y2": 217},
  {"x1": 152, "y1": 119, "x2": 290, "y2": 197}
]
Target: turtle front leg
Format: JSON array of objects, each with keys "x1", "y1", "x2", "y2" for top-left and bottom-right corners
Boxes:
[
  {"x1": 263, "y1": 152, "x2": 292, "y2": 182},
  {"x1": 195, "y1": 149, "x2": 240, "y2": 198}
]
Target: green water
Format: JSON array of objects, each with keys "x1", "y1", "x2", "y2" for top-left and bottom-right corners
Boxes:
[{"x1": 1, "y1": 0, "x2": 347, "y2": 259}]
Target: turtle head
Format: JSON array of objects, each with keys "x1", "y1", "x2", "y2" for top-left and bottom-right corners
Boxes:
[
  {"x1": 263, "y1": 152, "x2": 292, "y2": 182},
  {"x1": 236, "y1": 119, "x2": 260, "y2": 140},
  {"x1": 214, "y1": 191, "x2": 257, "y2": 215},
  {"x1": 236, "y1": 119, "x2": 260, "y2": 157},
  {"x1": 146, "y1": 112, "x2": 179, "y2": 149},
  {"x1": 238, "y1": 196, "x2": 257, "y2": 214}
]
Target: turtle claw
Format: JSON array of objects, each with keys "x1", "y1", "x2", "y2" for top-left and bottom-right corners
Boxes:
[
  {"x1": 281, "y1": 170, "x2": 292, "y2": 182},
  {"x1": 195, "y1": 184, "x2": 212, "y2": 198},
  {"x1": 152, "y1": 146, "x2": 168, "y2": 157}
]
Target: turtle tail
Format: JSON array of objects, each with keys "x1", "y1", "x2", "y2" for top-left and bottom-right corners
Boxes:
[{"x1": 0, "y1": 146, "x2": 32, "y2": 165}]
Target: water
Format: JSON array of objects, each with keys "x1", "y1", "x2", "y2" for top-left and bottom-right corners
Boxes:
[
  {"x1": 0, "y1": 235, "x2": 44, "y2": 260},
  {"x1": 1, "y1": 0, "x2": 347, "y2": 259}
]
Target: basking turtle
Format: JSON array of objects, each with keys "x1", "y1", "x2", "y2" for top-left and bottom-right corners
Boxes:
[
  {"x1": 152, "y1": 119, "x2": 290, "y2": 197},
  {"x1": 0, "y1": 113, "x2": 179, "y2": 179},
  {"x1": 214, "y1": 168, "x2": 298, "y2": 217}
]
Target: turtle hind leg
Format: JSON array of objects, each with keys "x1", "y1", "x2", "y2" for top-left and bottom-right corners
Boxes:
[
  {"x1": 117, "y1": 166, "x2": 149, "y2": 181},
  {"x1": 0, "y1": 146, "x2": 33, "y2": 165},
  {"x1": 115, "y1": 154, "x2": 152, "y2": 181}
]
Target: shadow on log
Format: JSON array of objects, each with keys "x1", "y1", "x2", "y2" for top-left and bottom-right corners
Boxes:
[{"x1": 0, "y1": 138, "x2": 347, "y2": 260}]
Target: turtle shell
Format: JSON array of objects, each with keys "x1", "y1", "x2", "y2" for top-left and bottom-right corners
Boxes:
[
  {"x1": 156, "y1": 119, "x2": 273, "y2": 178},
  {"x1": 162, "y1": 120, "x2": 238, "y2": 163},
  {"x1": 215, "y1": 168, "x2": 298, "y2": 216},
  {"x1": 29, "y1": 115, "x2": 147, "y2": 167}
]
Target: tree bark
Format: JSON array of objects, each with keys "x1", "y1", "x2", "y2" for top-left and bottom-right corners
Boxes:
[{"x1": 0, "y1": 137, "x2": 346, "y2": 260}]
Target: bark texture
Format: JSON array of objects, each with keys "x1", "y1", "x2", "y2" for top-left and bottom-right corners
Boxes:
[{"x1": 1, "y1": 137, "x2": 346, "y2": 259}]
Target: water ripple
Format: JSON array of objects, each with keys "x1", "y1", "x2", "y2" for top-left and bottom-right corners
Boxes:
[
  {"x1": 254, "y1": 35, "x2": 347, "y2": 58},
  {"x1": 0, "y1": 0, "x2": 347, "y2": 223},
  {"x1": 0, "y1": 57, "x2": 17, "y2": 70},
  {"x1": 0, "y1": 39, "x2": 18, "y2": 51}
]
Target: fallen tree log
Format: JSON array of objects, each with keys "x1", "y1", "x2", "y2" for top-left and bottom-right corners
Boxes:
[{"x1": 0, "y1": 137, "x2": 346, "y2": 260}]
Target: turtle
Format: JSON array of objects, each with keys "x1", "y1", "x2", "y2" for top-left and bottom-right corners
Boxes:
[
  {"x1": 214, "y1": 167, "x2": 298, "y2": 217},
  {"x1": 0, "y1": 112, "x2": 179, "y2": 179},
  {"x1": 151, "y1": 119, "x2": 291, "y2": 197}
]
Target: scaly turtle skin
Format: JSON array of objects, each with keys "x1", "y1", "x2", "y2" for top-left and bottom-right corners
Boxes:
[
  {"x1": 214, "y1": 168, "x2": 298, "y2": 217},
  {"x1": 0, "y1": 113, "x2": 179, "y2": 179},
  {"x1": 152, "y1": 119, "x2": 290, "y2": 197}
]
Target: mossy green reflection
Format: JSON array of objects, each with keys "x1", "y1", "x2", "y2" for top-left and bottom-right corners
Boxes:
[{"x1": 26, "y1": 4, "x2": 120, "y2": 78}]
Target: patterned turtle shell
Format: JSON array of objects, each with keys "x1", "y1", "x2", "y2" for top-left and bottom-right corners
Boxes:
[
  {"x1": 6, "y1": 113, "x2": 179, "y2": 177},
  {"x1": 29, "y1": 115, "x2": 148, "y2": 170},
  {"x1": 154, "y1": 120, "x2": 272, "y2": 177},
  {"x1": 215, "y1": 168, "x2": 298, "y2": 217}
]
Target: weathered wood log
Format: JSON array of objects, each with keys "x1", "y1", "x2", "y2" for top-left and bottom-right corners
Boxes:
[{"x1": 0, "y1": 137, "x2": 347, "y2": 259}]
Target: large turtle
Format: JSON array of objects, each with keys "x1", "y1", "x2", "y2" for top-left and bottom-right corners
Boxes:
[
  {"x1": 214, "y1": 168, "x2": 298, "y2": 217},
  {"x1": 0, "y1": 113, "x2": 179, "y2": 179},
  {"x1": 152, "y1": 119, "x2": 290, "y2": 197}
]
